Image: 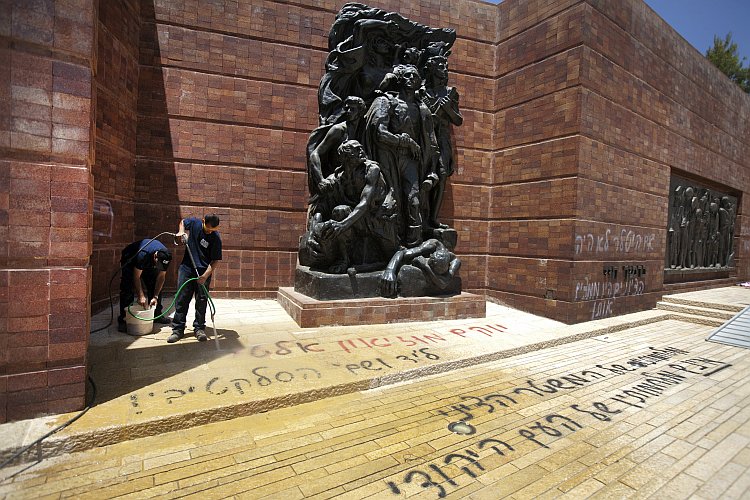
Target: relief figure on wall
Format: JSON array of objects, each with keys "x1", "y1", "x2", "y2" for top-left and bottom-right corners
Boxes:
[{"x1": 665, "y1": 181, "x2": 737, "y2": 271}]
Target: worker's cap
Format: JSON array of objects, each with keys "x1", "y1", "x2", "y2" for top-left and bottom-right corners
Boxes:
[{"x1": 155, "y1": 250, "x2": 172, "y2": 271}]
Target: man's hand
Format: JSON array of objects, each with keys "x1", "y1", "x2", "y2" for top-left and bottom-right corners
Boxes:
[
  {"x1": 149, "y1": 297, "x2": 158, "y2": 308},
  {"x1": 405, "y1": 137, "x2": 421, "y2": 160},
  {"x1": 318, "y1": 178, "x2": 335, "y2": 193},
  {"x1": 138, "y1": 294, "x2": 148, "y2": 308},
  {"x1": 321, "y1": 220, "x2": 344, "y2": 240},
  {"x1": 197, "y1": 274, "x2": 208, "y2": 285}
]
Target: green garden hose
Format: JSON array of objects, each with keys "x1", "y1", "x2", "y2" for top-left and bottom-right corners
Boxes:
[{"x1": 126, "y1": 276, "x2": 215, "y2": 321}]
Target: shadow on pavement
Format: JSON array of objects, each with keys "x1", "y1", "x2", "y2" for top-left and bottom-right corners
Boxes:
[{"x1": 87, "y1": 325, "x2": 244, "y2": 404}]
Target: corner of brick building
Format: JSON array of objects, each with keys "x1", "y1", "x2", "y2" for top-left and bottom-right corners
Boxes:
[{"x1": 1, "y1": 0, "x2": 96, "y2": 422}]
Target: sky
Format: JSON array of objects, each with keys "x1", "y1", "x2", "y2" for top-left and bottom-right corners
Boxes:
[{"x1": 644, "y1": 0, "x2": 750, "y2": 61}]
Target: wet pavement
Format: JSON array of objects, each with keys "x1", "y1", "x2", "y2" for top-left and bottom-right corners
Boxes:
[{"x1": 1, "y1": 287, "x2": 750, "y2": 498}]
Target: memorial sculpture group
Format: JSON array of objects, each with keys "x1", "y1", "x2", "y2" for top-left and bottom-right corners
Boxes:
[
  {"x1": 297, "y1": 4, "x2": 464, "y2": 299},
  {"x1": 667, "y1": 184, "x2": 737, "y2": 270}
]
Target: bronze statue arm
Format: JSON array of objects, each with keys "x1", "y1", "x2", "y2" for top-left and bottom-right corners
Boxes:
[
  {"x1": 376, "y1": 122, "x2": 421, "y2": 159},
  {"x1": 444, "y1": 90, "x2": 463, "y2": 126},
  {"x1": 322, "y1": 166, "x2": 380, "y2": 239},
  {"x1": 309, "y1": 125, "x2": 345, "y2": 190}
]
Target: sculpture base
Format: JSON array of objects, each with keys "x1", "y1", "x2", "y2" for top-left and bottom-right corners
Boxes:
[
  {"x1": 294, "y1": 265, "x2": 462, "y2": 300},
  {"x1": 664, "y1": 266, "x2": 732, "y2": 284},
  {"x1": 278, "y1": 287, "x2": 485, "y2": 328}
]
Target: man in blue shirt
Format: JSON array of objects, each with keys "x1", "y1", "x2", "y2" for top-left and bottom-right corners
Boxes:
[
  {"x1": 169, "y1": 214, "x2": 223, "y2": 343},
  {"x1": 118, "y1": 239, "x2": 173, "y2": 334}
]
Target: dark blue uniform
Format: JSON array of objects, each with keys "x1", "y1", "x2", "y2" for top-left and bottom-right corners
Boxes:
[
  {"x1": 171, "y1": 217, "x2": 223, "y2": 334},
  {"x1": 119, "y1": 239, "x2": 170, "y2": 325}
]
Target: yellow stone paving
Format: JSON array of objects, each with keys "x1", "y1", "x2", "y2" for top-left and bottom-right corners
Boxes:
[{"x1": 2, "y1": 287, "x2": 750, "y2": 498}]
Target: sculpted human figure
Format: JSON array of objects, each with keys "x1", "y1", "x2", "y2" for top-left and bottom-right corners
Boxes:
[
  {"x1": 319, "y1": 4, "x2": 456, "y2": 125},
  {"x1": 315, "y1": 140, "x2": 398, "y2": 272},
  {"x1": 379, "y1": 238, "x2": 460, "y2": 298},
  {"x1": 364, "y1": 64, "x2": 439, "y2": 248},
  {"x1": 319, "y1": 16, "x2": 399, "y2": 125},
  {"x1": 695, "y1": 192, "x2": 709, "y2": 267},
  {"x1": 668, "y1": 186, "x2": 684, "y2": 268},
  {"x1": 719, "y1": 196, "x2": 734, "y2": 267},
  {"x1": 307, "y1": 96, "x2": 368, "y2": 220},
  {"x1": 421, "y1": 55, "x2": 463, "y2": 229},
  {"x1": 707, "y1": 196, "x2": 720, "y2": 266},
  {"x1": 677, "y1": 187, "x2": 694, "y2": 268}
]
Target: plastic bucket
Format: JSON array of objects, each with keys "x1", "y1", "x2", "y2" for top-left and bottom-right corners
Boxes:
[{"x1": 125, "y1": 304, "x2": 155, "y2": 336}]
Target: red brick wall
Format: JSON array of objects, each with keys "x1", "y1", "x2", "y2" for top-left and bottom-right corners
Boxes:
[
  {"x1": 1, "y1": 0, "x2": 95, "y2": 422},
  {"x1": 487, "y1": 0, "x2": 586, "y2": 320},
  {"x1": 87, "y1": 0, "x2": 750, "y2": 323},
  {"x1": 124, "y1": 0, "x2": 499, "y2": 300},
  {"x1": 573, "y1": 0, "x2": 750, "y2": 321},
  {"x1": 91, "y1": 0, "x2": 141, "y2": 310},
  {"x1": 487, "y1": 0, "x2": 750, "y2": 323}
]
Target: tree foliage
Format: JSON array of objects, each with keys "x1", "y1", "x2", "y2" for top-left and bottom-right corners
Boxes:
[{"x1": 705, "y1": 33, "x2": 750, "y2": 93}]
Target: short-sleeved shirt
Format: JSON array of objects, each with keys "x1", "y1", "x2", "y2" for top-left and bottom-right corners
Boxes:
[
  {"x1": 122, "y1": 239, "x2": 169, "y2": 271},
  {"x1": 182, "y1": 217, "x2": 222, "y2": 270}
]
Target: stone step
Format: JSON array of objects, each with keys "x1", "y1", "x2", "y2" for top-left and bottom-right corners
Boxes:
[
  {"x1": 660, "y1": 295, "x2": 746, "y2": 313},
  {"x1": 656, "y1": 301, "x2": 736, "y2": 321},
  {"x1": 659, "y1": 311, "x2": 725, "y2": 328}
]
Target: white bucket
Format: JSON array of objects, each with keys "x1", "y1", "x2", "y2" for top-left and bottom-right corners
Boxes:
[{"x1": 125, "y1": 304, "x2": 155, "y2": 336}]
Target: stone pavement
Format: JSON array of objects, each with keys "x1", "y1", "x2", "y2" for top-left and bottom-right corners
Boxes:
[{"x1": 1, "y1": 287, "x2": 750, "y2": 498}]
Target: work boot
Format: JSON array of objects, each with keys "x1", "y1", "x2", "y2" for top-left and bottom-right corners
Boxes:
[
  {"x1": 117, "y1": 318, "x2": 127, "y2": 333},
  {"x1": 167, "y1": 330, "x2": 184, "y2": 343},
  {"x1": 194, "y1": 329, "x2": 207, "y2": 342},
  {"x1": 154, "y1": 315, "x2": 171, "y2": 325}
]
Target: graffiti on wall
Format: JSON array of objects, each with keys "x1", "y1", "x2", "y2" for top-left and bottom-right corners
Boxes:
[
  {"x1": 574, "y1": 265, "x2": 647, "y2": 320},
  {"x1": 575, "y1": 228, "x2": 656, "y2": 256}
]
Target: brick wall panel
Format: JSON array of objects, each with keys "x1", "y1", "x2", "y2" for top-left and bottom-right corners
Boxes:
[
  {"x1": 453, "y1": 148, "x2": 493, "y2": 186},
  {"x1": 490, "y1": 178, "x2": 578, "y2": 220},
  {"x1": 442, "y1": 184, "x2": 490, "y2": 220},
  {"x1": 498, "y1": 0, "x2": 581, "y2": 43},
  {"x1": 149, "y1": 0, "x2": 333, "y2": 49},
  {"x1": 494, "y1": 136, "x2": 579, "y2": 185},
  {"x1": 141, "y1": 67, "x2": 318, "y2": 130},
  {"x1": 578, "y1": 137, "x2": 669, "y2": 196},
  {"x1": 496, "y1": 46, "x2": 582, "y2": 111},
  {"x1": 582, "y1": 46, "x2": 750, "y2": 168},
  {"x1": 135, "y1": 160, "x2": 307, "y2": 211},
  {"x1": 496, "y1": 2, "x2": 585, "y2": 76},
  {"x1": 499, "y1": 87, "x2": 581, "y2": 149},
  {"x1": 576, "y1": 177, "x2": 667, "y2": 229},
  {"x1": 451, "y1": 219, "x2": 488, "y2": 255},
  {"x1": 487, "y1": 255, "x2": 570, "y2": 299},
  {"x1": 140, "y1": 24, "x2": 326, "y2": 86},
  {"x1": 137, "y1": 118, "x2": 308, "y2": 170},
  {"x1": 489, "y1": 219, "x2": 574, "y2": 259},
  {"x1": 581, "y1": 90, "x2": 746, "y2": 191}
]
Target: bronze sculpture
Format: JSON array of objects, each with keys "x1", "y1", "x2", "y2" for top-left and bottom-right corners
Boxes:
[
  {"x1": 297, "y1": 4, "x2": 463, "y2": 299},
  {"x1": 665, "y1": 180, "x2": 737, "y2": 270}
]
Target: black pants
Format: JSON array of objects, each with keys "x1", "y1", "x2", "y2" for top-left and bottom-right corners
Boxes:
[
  {"x1": 119, "y1": 266, "x2": 163, "y2": 321},
  {"x1": 171, "y1": 264, "x2": 211, "y2": 332}
]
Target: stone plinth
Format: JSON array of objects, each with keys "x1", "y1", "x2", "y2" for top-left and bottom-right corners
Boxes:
[
  {"x1": 664, "y1": 267, "x2": 732, "y2": 284},
  {"x1": 294, "y1": 265, "x2": 461, "y2": 300},
  {"x1": 277, "y1": 287, "x2": 485, "y2": 328}
]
